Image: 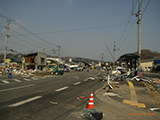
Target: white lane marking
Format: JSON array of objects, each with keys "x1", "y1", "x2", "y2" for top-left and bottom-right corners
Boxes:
[
  {"x1": 23, "y1": 78, "x2": 30, "y2": 81},
  {"x1": 0, "y1": 84, "x2": 35, "y2": 93},
  {"x1": 93, "y1": 72, "x2": 100, "y2": 77},
  {"x1": 13, "y1": 79, "x2": 21, "y2": 82},
  {"x1": 74, "y1": 82, "x2": 81, "y2": 85},
  {"x1": 8, "y1": 96, "x2": 42, "y2": 107},
  {"x1": 55, "y1": 86, "x2": 69, "y2": 92},
  {"x1": 84, "y1": 79, "x2": 88, "y2": 81},
  {"x1": 2, "y1": 80, "x2": 10, "y2": 84},
  {"x1": 31, "y1": 77, "x2": 38, "y2": 80}
]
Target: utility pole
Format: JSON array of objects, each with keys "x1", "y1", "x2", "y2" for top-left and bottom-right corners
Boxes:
[
  {"x1": 52, "y1": 49, "x2": 56, "y2": 57},
  {"x1": 57, "y1": 46, "x2": 61, "y2": 70},
  {"x1": 101, "y1": 53, "x2": 104, "y2": 63},
  {"x1": 105, "y1": 44, "x2": 114, "y2": 61},
  {"x1": 4, "y1": 20, "x2": 12, "y2": 69},
  {"x1": 113, "y1": 41, "x2": 116, "y2": 70},
  {"x1": 138, "y1": 0, "x2": 142, "y2": 69},
  {"x1": 58, "y1": 46, "x2": 61, "y2": 63}
]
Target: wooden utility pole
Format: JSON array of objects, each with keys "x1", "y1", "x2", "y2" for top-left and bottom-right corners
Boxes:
[
  {"x1": 138, "y1": 0, "x2": 142, "y2": 69},
  {"x1": 101, "y1": 53, "x2": 104, "y2": 63},
  {"x1": 113, "y1": 41, "x2": 116, "y2": 70},
  {"x1": 4, "y1": 20, "x2": 12, "y2": 69}
]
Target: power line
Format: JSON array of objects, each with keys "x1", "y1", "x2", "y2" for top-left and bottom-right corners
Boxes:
[
  {"x1": 117, "y1": 0, "x2": 138, "y2": 50},
  {"x1": 132, "y1": 0, "x2": 138, "y2": 15},
  {"x1": 12, "y1": 20, "x2": 59, "y2": 47},
  {"x1": 0, "y1": 14, "x2": 59, "y2": 48},
  {"x1": 8, "y1": 40, "x2": 31, "y2": 50},
  {"x1": 7, "y1": 46, "x2": 21, "y2": 54},
  {"x1": 118, "y1": 19, "x2": 137, "y2": 49},
  {"x1": 10, "y1": 29, "x2": 45, "y2": 49},
  {"x1": 10, "y1": 22, "x2": 135, "y2": 37},
  {"x1": 117, "y1": 15, "x2": 133, "y2": 46},
  {"x1": 142, "y1": 0, "x2": 151, "y2": 18},
  {"x1": 61, "y1": 47, "x2": 68, "y2": 57},
  {"x1": 117, "y1": 0, "x2": 137, "y2": 46},
  {"x1": 12, "y1": 0, "x2": 30, "y2": 18},
  {"x1": 9, "y1": 29, "x2": 56, "y2": 53}
]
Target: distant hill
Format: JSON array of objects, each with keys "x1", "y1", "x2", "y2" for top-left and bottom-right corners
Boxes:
[
  {"x1": 1, "y1": 49, "x2": 159, "y2": 63},
  {"x1": 135, "y1": 49, "x2": 160, "y2": 60},
  {"x1": 62, "y1": 57, "x2": 100, "y2": 64}
]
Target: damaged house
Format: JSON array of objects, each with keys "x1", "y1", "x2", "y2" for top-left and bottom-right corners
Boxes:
[{"x1": 23, "y1": 52, "x2": 47, "y2": 70}]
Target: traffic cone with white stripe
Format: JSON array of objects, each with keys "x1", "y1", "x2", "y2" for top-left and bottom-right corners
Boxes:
[{"x1": 86, "y1": 92, "x2": 94, "y2": 109}]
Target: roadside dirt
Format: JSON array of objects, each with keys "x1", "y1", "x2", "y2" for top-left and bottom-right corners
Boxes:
[{"x1": 145, "y1": 82, "x2": 160, "y2": 107}]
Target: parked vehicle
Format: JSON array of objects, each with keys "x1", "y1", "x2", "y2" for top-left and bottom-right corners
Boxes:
[
  {"x1": 151, "y1": 65, "x2": 160, "y2": 73},
  {"x1": 50, "y1": 63, "x2": 64, "y2": 75}
]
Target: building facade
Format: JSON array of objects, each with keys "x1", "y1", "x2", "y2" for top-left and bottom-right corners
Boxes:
[{"x1": 24, "y1": 52, "x2": 47, "y2": 70}]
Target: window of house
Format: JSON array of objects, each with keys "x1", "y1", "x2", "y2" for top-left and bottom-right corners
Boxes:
[{"x1": 41, "y1": 58, "x2": 45, "y2": 64}]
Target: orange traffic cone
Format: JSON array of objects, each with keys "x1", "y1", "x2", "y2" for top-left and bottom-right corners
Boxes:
[{"x1": 87, "y1": 92, "x2": 94, "y2": 109}]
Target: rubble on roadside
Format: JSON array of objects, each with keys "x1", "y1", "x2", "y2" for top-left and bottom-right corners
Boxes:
[
  {"x1": 87, "y1": 74, "x2": 117, "y2": 82},
  {"x1": 111, "y1": 70, "x2": 121, "y2": 76},
  {"x1": 103, "y1": 92, "x2": 121, "y2": 97},
  {"x1": 78, "y1": 109, "x2": 103, "y2": 120},
  {"x1": 0, "y1": 67, "x2": 54, "y2": 78}
]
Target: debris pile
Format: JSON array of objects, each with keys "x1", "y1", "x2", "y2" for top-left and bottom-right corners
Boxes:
[
  {"x1": 103, "y1": 92, "x2": 121, "y2": 97},
  {"x1": 78, "y1": 109, "x2": 103, "y2": 120},
  {"x1": 12, "y1": 68, "x2": 52, "y2": 76},
  {"x1": 87, "y1": 75, "x2": 116, "y2": 82},
  {"x1": 125, "y1": 73, "x2": 160, "y2": 94},
  {"x1": 78, "y1": 92, "x2": 103, "y2": 120},
  {"x1": 0, "y1": 67, "x2": 55, "y2": 78},
  {"x1": 111, "y1": 70, "x2": 121, "y2": 75}
]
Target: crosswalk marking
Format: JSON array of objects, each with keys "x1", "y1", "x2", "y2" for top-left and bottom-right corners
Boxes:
[
  {"x1": 31, "y1": 77, "x2": 38, "y2": 80},
  {"x1": 13, "y1": 79, "x2": 21, "y2": 82},
  {"x1": 74, "y1": 82, "x2": 81, "y2": 85},
  {"x1": 2, "y1": 80, "x2": 10, "y2": 84},
  {"x1": 0, "y1": 75, "x2": 58, "y2": 85},
  {"x1": 23, "y1": 78, "x2": 30, "y2": 81}
]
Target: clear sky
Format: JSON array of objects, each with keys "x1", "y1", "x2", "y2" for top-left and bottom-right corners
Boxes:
[{"x1": 0, "y1": 0, "x2": 160, "y2": 62}]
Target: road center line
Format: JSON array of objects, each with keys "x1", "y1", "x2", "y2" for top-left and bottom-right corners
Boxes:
[
  {"x1": 55, "y1": 86, "x2": 69, "y2": 92},
  {"x1": 13, "y1": 79, "x2": 21, "y2": 82},
  {"x1": 23, "y1": 78, "x2": 30, "y2": 81},
  {"x1": 74, "y1": 82, "x2": 81, "y2": 85},
  {"x1": 0, "y1": 84, "x2": 35, "y2": 93},
  {"x1": 2, "y1": 80, "x2": 10, "y2": 84},
  {"x1": 8, "y1": 96, "x2": 42, "y2": 107},
  {"x1": 94, "y1": 72, "x2": 100, "y2": 77}
]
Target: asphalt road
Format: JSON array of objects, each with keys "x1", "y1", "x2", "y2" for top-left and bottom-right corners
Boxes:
[
  {"x1": 0, "y1": 70, "x2": 104, "y2": 120},
  {"x1": 1, "y1": 71, "x2": 160, "y2": 120}
]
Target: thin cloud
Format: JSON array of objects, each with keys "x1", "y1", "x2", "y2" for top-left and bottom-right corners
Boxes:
[
  {"x1": 0, "y1": 8, "x2": 2, "y2": 13},
  {"x1": 67, "y1": 0, "x2": 74, "y2": 5},
  {"x1": 10, "y1": 20, "x2": 23, "y2": 31}
]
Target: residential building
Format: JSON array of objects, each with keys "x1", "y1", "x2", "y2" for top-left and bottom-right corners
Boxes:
[{"x1": 24, "y1": 52, "x2": 47, "y2": 70}]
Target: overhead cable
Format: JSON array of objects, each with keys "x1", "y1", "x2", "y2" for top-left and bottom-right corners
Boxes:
[
  {"x1": 0, "y1": 14, "x2": 59, "y2": 48},
  {"x1": 12, "y1": 20, "x2": 59, "y2": 47},
  {"x1": 10, "y1": 29, "x2": 46, "y2": 49},
  {"x1": 142, "y1": 0, "x2": 151, "y2": 18},
  {"x1": 12, "y1": 0, "x2": 30, "y2": 18},
  {"x1": 118, "y1": 19, "x2": 136, "y2": 49},
  {"x1": 10, "y1": 22, "x2": 135, "y2": 37}
]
